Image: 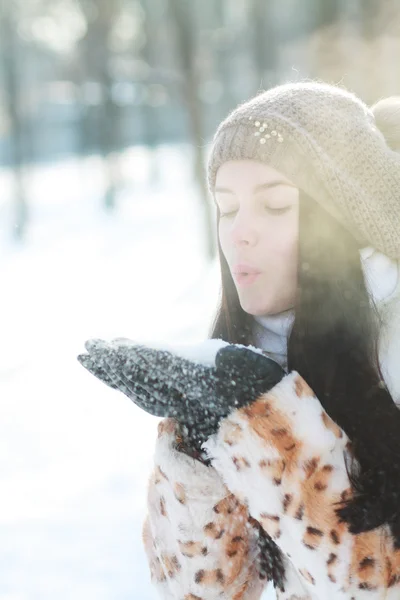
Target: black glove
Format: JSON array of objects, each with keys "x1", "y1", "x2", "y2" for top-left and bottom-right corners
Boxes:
[
  {"x1": 78, "y1": 339, "x2": 285, "y2": 459},
  {"x1": 78, "y1": 338, "x2": 288, "y2": 591}
]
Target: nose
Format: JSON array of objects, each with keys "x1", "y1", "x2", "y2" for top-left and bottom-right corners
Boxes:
[{"x1": 230, "y1": 211, "x2": 258, "y2": 247}]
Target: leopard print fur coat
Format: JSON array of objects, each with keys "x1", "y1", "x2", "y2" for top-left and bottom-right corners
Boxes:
[{"x1": 142, "y1": 251, "x2": 400, "y2": 599}]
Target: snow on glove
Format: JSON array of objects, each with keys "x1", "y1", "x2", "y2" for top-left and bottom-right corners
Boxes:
[{"x1": 77, "y1": 339, "x2": 286, "y2": 460}]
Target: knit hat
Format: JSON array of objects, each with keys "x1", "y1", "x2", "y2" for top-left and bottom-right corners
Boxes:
[{"x1": 207, "y1": 81, "x2": 400, "y2": 259}]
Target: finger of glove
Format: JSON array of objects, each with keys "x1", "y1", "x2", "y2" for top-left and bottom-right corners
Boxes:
[
  {"x1": 101, "y1": 347, "x2": 177, "y2": 413},
  {"x1": 78, "y1": 352, "x2": 163, "y2": 415},
  {"x1": 125, "y1": 346, "x2": 251, "y2": 422},
  {"x1": 118, "y1": 345, "x2": 214, "y2": 401},
  {"x1": 104, "y1": 349, "x2": 199, "y2": 421},
  {"x1": 131, "y1": 367, "x2": 198, "y2": 420},
  {"x1": 80, "y1": 342, "x2": 180, "y2": 418},
  {"x1": 83, "y1": 338, "x2": 132, "y2": 385},
  {"x1": 84, "y1": 338, "x2": 109, "y2": 354},
  {"x1": 109, "y1": 345, "x2": 221, "y2": 425},
  {"x1": 91, "y1": 343, "x2": 153, "y2": 401},
  {"x1": 77, "y1": 354, "x2": 119, "y2": 390},
  {"x1": 93, "y1": 342, "x2": 214, "y2": 399},
  {"x1": 93, "y1": 344, "x2": 182, "y2": 418},
  {"x1": 90, "y1": 351, "x2": 171, "y2": 417},
  {"x1": 83, "y1": 341, "x2": 148, "y2": 404}
]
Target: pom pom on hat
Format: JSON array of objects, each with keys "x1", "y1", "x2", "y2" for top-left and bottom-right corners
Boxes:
[{"x1": 372, "y1": 96, "x2": 400, "y2": 152}]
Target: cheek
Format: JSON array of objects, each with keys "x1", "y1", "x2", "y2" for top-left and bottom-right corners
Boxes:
[
  {"x1": 280, "y1": 233, "x2": 298, "y2": 273},
  {"x1": 279, "y1": 240, "x2": 298, "y2": 300},
  {"x1": 264, "y1": 218, "x2": 298, "y2": 265},
  {"x1": 261, "y1": 222, "x2": 299, "y2": 296}
]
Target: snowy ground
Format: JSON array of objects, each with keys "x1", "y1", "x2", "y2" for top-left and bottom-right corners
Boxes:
[{"x1": 0, "y1": 146, "x2": 274, "y2": 599}]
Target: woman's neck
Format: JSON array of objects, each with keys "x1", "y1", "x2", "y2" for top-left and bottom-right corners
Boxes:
[{"x1": 251, "y1": 308, "x2": 295, "y2": 371}]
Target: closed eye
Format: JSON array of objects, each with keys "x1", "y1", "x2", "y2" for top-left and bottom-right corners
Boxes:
[
  {"x1": 219, "y1": 205, "x2": 293, "y2": 218},
  {"x1": 264, "y1": 205, "x2": 292, "y2": 215},
  {"x1": 220, "y1": 209, "x2": 238, "y2": 218}
]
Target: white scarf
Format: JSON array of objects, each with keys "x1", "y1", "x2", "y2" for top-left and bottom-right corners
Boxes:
[
  {"x1": 252, "y1": 309, "x2": 294, "y2": 370},
  {"x1": 251, "y1": 247, "x2": 399, "y2": 372}
]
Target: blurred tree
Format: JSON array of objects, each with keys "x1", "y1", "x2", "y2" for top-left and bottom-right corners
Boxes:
[
  {"x1": 0, "y1": 0, "x2": 28, "y2": 239},
  {"x1": 77, "y1": 0, "x2": 123, "y2": 211},
  {"x1": 140, "y1": 0, "x2": 160, "y2": 148},
  {"x1": 167, "y1": 0, "x2": 216, "y2": 259},
  {"x1": 309, "y1": 0, "x2": 342, "y2": 82},
  {"x1": 203, "y1": 0, "x2": 233, "y2": 114},
  {"x1": 2, "y1": 0, "x2": 400, "y2": 244},
  {"x1": 359, "y1": 0, "x2": 378, "y2": 40},
  {"x1": 249, "y1": 0, "x2": 278, "y2": 89},
  {"x1": 316, "y1": 0, "x2": 341, "y2": 28},
  {"x1": 356, "y1": 0, "x2": 399, "y2": 102},
  {"x1": 138, "y1": 0, "x2": 164, "y2": 186}
]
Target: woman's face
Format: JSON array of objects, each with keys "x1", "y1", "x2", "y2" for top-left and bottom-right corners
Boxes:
[{"x1": 215, "y1": 160, "x2": 299, "y2": 316}]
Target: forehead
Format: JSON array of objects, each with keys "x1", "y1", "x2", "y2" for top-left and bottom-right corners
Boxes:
[{"x1": 215, "y1": 160, "x2": 293, "y2": 192}]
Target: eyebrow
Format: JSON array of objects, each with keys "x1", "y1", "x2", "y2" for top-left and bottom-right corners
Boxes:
[{"x1": 214, "y1": 180, "x2": 292, "y2": 194}]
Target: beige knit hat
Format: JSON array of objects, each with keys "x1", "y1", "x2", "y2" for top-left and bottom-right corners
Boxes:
[{"x1": 207, "y1": 81, "x2": 400, "y2": 259}]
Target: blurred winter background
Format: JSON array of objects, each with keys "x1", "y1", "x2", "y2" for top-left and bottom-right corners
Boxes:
[{"x1": 1, "y1": 1, "x2": 400, "y2": 598}]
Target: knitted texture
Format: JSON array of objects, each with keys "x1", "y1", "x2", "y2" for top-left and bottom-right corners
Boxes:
[{"x1": 207, "y1": 81, "x2": 400, "y2": 259}]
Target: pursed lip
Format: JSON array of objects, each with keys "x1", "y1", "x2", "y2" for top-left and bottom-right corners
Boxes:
[
  {"x1": 231, "y1": 263, "x2": 262, "y2": 287},
  {"x1": 232, "y1": 263, "x2": 262, "y2": 275}
]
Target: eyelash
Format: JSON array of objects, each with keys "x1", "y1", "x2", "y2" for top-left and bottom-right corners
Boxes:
[{"x1": 220, "y1": 206, "x2": 291, "y2": 218}]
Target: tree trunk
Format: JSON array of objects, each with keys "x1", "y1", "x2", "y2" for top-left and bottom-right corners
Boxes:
[
  {"x1": 249, "y1": 0, "x2": 278, "y2": 90},
  {"x1": 309, "y1": 0, "x2": 342, "y2": 82},
  {"x1": 0, "y1": 2, "x2": 28, "y2": 240},
  {"x1": 78, "y1": 0, "x2": 120, "y2": 210},
  {"x1": 167, "y1": 0, "x2": 216, "y2": 260}
]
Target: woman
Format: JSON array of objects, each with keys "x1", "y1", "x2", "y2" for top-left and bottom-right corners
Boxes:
[{"x1": 78, "y1": 81, "x2": 400, "y2": 599}]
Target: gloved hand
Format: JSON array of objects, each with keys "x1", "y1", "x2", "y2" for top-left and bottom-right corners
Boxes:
[{"x1": 77, "y1": 339, "x2": 285, "y2": 460}]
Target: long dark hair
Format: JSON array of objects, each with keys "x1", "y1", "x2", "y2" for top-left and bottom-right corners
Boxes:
[{"x1": 210, "y1": 191, "x2": 400, "y2": 539}]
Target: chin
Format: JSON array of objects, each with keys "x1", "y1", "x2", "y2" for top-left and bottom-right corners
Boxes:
[
  {"x1": 239, "y1": 292, "x2": 291, "y2": 316},
  {"x1": 247, "y1": 307, "x2": 272, "y2": 317},
  {"x1": 239, "y1": 297, "x2": 273, "y2": 317}
]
